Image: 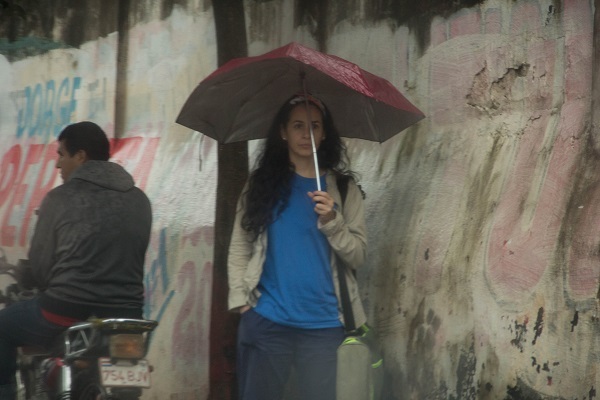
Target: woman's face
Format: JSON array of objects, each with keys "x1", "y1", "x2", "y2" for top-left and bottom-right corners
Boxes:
[{"x1": 281, "y1": 103, "x2": 325, "y2": 162}]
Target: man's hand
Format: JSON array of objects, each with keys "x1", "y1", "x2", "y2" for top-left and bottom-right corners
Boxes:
[
  {"x1": 16, "y1": 259, "x2": 37, "y2": 290},
  {"x1": 0, "y1": 256, "x2": 12, "y2": 272}
]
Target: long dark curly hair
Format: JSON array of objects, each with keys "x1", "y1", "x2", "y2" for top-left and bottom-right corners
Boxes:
[{"x1": 241, "y1": 94, "x2": 352, "y2": 239}]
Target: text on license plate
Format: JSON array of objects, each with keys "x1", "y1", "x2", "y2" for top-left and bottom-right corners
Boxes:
[{"x1": 99, "y1": 357, "x2": 151, "y2": 388}]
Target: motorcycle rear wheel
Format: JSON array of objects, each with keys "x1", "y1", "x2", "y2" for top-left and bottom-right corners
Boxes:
[
  {"x1": 77, "y1": 384, "x2": 141, "y2": 400},
  {"x1": 78, "y1": 383, "x2": 108, "y2": 400}
]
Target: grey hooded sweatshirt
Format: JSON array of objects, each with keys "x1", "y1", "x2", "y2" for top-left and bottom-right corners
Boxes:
[{"x1": 29, "y1": 160, "x2": 152, "y2": 319}]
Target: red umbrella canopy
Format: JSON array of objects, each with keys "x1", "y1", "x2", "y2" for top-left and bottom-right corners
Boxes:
[{"x1": 176, "y1": 42, "x2": 425, "y2": 143}]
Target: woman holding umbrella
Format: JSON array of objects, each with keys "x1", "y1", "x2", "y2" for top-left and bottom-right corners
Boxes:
[{"x1": 228, "y1": 93, "x2": 367, "y2": 400}]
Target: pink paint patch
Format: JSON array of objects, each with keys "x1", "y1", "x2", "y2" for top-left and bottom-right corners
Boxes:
[{"x1": 487, "y1": 115, "x2": 572, "y2": 301}]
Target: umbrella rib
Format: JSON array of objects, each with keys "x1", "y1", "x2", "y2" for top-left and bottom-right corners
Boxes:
[
  {"x1": 226, "y1": 62, "x2": 303, "y2": 141},
  {"x1": 176, "y1": 42, "x2": 425, "y2": 144}
]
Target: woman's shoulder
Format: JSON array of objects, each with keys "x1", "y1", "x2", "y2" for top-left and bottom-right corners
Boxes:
[
  {"x1": 330, "y1": 169, "x2": 355, "y2": 182},
  {"x1": 330, "y1": 170, "x2": 365, "y2": 202}
]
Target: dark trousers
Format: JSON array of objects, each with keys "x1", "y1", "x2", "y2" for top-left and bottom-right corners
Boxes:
[
  {"x1": 237, "y1": 308, "x2": 344, "y2": 400},
  {"x1": 0, "y1": 298, "x2": 66, "y2": 385}
]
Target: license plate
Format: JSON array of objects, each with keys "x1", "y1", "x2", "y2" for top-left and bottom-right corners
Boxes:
[{"x1": 99, "y1": 357, "x2": 151, "y2": 388}]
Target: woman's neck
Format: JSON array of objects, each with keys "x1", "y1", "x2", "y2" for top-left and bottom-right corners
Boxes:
[{"x1": 292, "y1": 158, "x2": 323, "y2": 178}]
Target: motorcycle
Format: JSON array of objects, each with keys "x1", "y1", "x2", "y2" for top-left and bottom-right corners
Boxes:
[{"x1": 0, "y1": 252, "x2": 158, "y2": 400}]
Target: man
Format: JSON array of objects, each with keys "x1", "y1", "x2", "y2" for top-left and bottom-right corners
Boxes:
[{"x1": 0, "y1": 121, "x2": 152, "y2": 398}]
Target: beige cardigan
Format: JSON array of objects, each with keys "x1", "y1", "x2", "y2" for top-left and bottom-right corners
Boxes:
[{"x1": 227, "y1": 172, "x2": 368, "y2": 328}]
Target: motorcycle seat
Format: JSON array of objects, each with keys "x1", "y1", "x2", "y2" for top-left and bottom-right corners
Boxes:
[{"x1": 19, "y1": 345, "x2": 50, "y2": 357}]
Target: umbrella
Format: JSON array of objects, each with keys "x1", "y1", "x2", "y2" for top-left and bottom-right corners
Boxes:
[{"x1": 176, "y1": 42, "x2": 425, "y2": 188}]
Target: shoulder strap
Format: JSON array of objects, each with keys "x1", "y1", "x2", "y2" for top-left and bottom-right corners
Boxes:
[
  {"x1": 335, "y1": 173, "x2": 356, "y2": 332},
  {"x1": 336, "y1": 173, "x2": 365, "y2": 206},
  {"x1": 337, "y1": 174, "x2": 350, "y2": 206},
  {"x1": 337, "y1": 257, "x2": 356, "y2": 332}
]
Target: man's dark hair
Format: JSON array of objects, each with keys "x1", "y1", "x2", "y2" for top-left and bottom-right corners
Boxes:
[{"x1": 58, "y1": 121, "x2": 110, "y2": 161}]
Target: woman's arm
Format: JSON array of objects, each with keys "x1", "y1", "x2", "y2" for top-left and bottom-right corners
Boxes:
[
  {"x1": 227, "y1": 192, "x2": 254, "y2": 311},
  {"x1": 319, "y1": 179, "x2": 367, "y2": 271}
]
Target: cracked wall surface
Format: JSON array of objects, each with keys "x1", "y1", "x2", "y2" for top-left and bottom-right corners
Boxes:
[{"x1": 0, "y1": 0, "x2": 598, "y2": 398}]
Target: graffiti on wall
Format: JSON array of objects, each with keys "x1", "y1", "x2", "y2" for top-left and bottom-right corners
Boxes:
[
  {"x1": 418, "y1": 1, "x2": 592, "y2": 301},
  {"x1": 485, "y1": 0, "x2": 592, "y2": 303},
  {"x1": 0, "y1": 136, "x2": 160, "y2": 248},
  {"x1": 143, "y1": 224, "x2": 213, "y2": 361},
  {"x1": 0, "y1": 55, "x2": 216, "y2": 371},
  {"x1": 14, "y1": 77, "x2": 82, "y2": 140},
  {"x1": 395, "y1": 0, "x2": 595, "y2": 397}
]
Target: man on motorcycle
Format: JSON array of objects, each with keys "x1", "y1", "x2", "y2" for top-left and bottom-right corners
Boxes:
[{"x1": 0, "y1": 121, "x2": 152, "y2": 399}]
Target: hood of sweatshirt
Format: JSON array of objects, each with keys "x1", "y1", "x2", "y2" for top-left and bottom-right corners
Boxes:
[{"x1": 67, "y1": 160, "x2": 135, "y2": 192}]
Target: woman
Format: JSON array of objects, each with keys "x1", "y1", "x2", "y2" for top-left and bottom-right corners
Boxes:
[{"x1": 228, "y1": 93, "x2": 367, "y2": 400}]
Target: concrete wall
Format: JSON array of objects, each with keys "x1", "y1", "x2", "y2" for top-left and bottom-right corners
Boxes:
[
  {"x1": 0, "y1": 0, "x2": 597, "y2": 398},
  {"x1": 0, "y1": 2, "x2": 218, "y2": 398},
  {"x1": 335, "y1": 1, "x2": 595, "y2": 398}
]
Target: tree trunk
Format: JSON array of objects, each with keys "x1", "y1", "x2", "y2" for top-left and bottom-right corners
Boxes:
[{"x1": 209, "y1": 1, "x2": 248, "y2": 399}]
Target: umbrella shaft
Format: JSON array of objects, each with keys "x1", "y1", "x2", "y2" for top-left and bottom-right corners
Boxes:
[{"x1": 309, "y1": 128, "x2": 321, "y2": 191}]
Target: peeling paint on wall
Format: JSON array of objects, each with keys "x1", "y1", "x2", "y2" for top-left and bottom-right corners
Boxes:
[
  {"x1": 2, "y1": 0, "x2": 600, "y2": 398},
  {"x1": 325, "y1": 0, "x2": 596, "y2": 398},
  {"x1": 0, "y1": 5, "x2": 218, "y2": 398}
]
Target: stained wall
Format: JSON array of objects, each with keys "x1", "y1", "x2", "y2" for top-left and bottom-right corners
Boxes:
[
  {"x1": 0, "y1": 2, "x2": 219, "y2": 398},
  {"x1": 0, "y1": 0, "x2": 596, "y2": 398}
]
